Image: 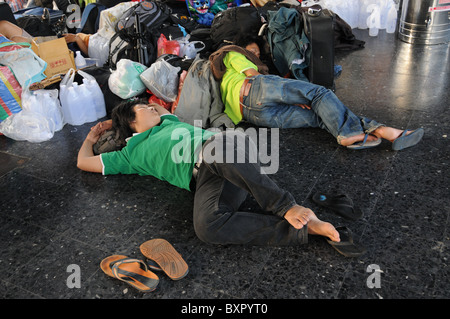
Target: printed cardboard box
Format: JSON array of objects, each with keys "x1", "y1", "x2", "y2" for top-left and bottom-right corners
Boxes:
[{"x1": 31, "y1": 37, "x2": 75, "y2": 77}]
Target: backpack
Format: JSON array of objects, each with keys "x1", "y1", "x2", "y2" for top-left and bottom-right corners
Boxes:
[
  {"x1": 209, "y1": 5, "x2": 265, "y2": 51},
  {"x1": 115, "y1": 1, "x2": 171, "y2": 34},
  {"x1": 107, "y1": 27, "x2": 157, "y2": 69},
  {"x1": 107, "y1": 1, "x2": 172, "y2": 69}
]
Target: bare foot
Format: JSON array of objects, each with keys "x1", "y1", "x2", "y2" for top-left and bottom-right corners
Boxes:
[
  {"x1": 340, "y1": 133, "x2": 378, "y2": 147},
  {"x1": 372, "y1": 126, "x2": 411, "y2": 142},
  {"x1": 284, "y1": 205, "x2": 340, "y2": 242},
  {"x1": 307, "y1": 215, "x2": 341, "y2": 242}
]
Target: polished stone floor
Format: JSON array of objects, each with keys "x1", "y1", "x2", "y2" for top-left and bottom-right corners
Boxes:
[{"x1": 0, "y1": 26, "x2": 449, "y2": 305}]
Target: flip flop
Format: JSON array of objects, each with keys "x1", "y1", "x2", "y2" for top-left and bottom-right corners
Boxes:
[
  {"x1": 326, "y1": 226, "x2": 367, "y2": 257},
  {"x1": 312, "y1": 192, "x2": 363, "y2": 221},
  {"x1": 346, "y1": 134, "x2": 381, "y2": 150},
  {"x1": 140, "y1": 239, "x2": 189, "y2": 280},
  {"x1": 392, "y1": 128, "x2": 424, "y2": 151},
  {"x1": 100, "y1": 255, "x2": 159, "y2": 292}
]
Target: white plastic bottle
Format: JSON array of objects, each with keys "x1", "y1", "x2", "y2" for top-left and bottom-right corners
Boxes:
[
  {"x1": 66, "y1": 83, "x2": 85, "y2": 125},
  {"x1": 82, "y1": 78, "x2": 106, "y2": 119},
  {"x1": 79, "y1": 83, "x2": 98, "y2": 123},
  {"x1": 358, "y1": 0, "x2": 370, "y2": 29},
  {"x1": 349, "y1": 0, "x2": 360, "y2": 29},
  {"x1": 379, "y1": 0, "x2": 389, "y2": 30},
  {"x1": 386, "y1": 4, "x2": 398, "y2": 33},
  {"x1": 39, "y1": 92, "x2": 58, "y2": 132},
  {"x1": 59, "y1": 84, "x2": 70, "y2": 125},
  {"x1": 46, "y1": 92, "x2": 64, "y2": 131},
  {"x1": 367, "y1": 4, "x2": 381, "y2": 36},
  {"x1": 75, "y1": 51, "x2": 86, "y2": 69}
]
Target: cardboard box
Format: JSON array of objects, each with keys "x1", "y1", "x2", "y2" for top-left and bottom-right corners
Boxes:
[{"x1": 31, "y1": 37, "x2": 75, "y2": 77}]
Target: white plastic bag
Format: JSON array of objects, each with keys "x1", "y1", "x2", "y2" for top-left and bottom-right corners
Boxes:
[
  {"x1": 22, "y1": 88, "x2": 64, "y2": 132},
  {"x1": 176, "y1": 35, "x2": 205, "y2": 59},
  {"x1": 0, "y1": 86, "x2": 64, "y2": 142},
  {"x1": 88, "y1": 1, "x2": 137, "y2": 66},
  {"x1": 88, "y1": 32, "x2": 110, "y2": 67},
  {"x1": 140, "y1": 59, "x2": 180, "y2": 102},
  {"x1": 98, "y1": 2, "x2": 136, "y2": 36},
  {"x1": 0, "y1": 112, "x2": 53, "y2": 143},
  {"x1": 108, "y1": 59, "x2": 147, "y2": 99},
  {"x1": 59, "y1": 68, "x2": 99, "y2": 125}
]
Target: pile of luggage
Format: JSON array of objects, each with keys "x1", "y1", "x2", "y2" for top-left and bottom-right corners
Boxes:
[{"x1": 0, "y1": 0, "x2": 365, "y2": 143}]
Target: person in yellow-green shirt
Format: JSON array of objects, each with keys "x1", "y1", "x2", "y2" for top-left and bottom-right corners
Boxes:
[{"x1": 209, "y1": 35, "x2": 424, "y2": 151}]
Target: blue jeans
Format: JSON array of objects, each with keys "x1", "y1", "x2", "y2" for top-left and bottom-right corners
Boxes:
[
  {"x1": 242, "y1": 75, "x2": 383, "y2": 144},
  {"x1": 193, "y1": 131, "x2": 308, "y2": 246}
]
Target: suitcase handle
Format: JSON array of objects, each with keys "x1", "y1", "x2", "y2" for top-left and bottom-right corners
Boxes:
[{"x1": 307, "y1": 7, "x2": 322, "y2": 17}]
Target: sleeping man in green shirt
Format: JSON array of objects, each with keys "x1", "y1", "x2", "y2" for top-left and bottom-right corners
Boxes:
[{"x1": 77, "y1": 99, "x2": 343, "y2": 251}]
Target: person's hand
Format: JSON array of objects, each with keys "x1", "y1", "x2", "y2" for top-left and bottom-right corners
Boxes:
[
  {"x1": 99, "y1": 119, "x2": 112, "y2": 131},
  {"x1": 296, "y1": 104, "x2": 311, "y2": 110},
  {"x1": 85, "y1": 122, "x2": 108, "y2": 144},
  {"x1": 62, "y1": 33, "x2": 76, "y2": 43}
]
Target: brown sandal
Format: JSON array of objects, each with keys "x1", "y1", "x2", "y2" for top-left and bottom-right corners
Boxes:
[
  {"x1": 140, "y1": 239, "x2": 189, "y2": 280},
  {"x1": 100, "y1": 255, "x2": 159, "y2": 292}
]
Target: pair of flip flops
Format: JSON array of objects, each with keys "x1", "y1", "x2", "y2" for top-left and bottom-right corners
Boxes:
[
  {"x1": 312, "y1": 192, "x2": 366, "y2": 257},
  {"x1": 100, "y1": 239, "x2": 189, "y2": 292},
  {"x1": 346, "y1": 128, "x2": 424, "y2": 151}
]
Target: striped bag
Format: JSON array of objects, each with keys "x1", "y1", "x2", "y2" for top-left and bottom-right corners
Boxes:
[{"x1": 0, "y1": 65, "x2": 22, "y2": 123}]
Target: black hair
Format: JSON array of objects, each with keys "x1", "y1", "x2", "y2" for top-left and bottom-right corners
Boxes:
[
  {"x1": 233, "y1": 34, "x2": 264, "y2": 51},
  {"x1": 111, "y1": 98, "x2": 147, "y2": 141}
]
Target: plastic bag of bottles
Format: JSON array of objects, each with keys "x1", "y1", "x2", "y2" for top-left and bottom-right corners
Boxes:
[
  {"x1": 0, "y1": 86, "x2": 64, "y2": 143},
  {"x1": 59, "y1": 68, "x2": 103, "y2": 125}
]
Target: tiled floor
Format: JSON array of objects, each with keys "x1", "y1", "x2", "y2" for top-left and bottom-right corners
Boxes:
[{"x1": 0, "y1": 25, "x2": 449, "y2": 304}]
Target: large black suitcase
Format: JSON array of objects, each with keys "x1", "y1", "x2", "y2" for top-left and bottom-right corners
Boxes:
[{"x1": 301, "y1": 6, "x2": 335, "y2": 90}]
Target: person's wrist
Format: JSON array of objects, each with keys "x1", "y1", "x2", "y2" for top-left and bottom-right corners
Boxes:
[{"x1": 84, "y1": 137, "x2": 96, "y2": 145}]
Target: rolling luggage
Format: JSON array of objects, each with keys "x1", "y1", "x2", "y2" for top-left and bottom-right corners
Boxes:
[
  {"x1": 300, "y1": 6, "x2": 336, "y2": 90},
  {"x1": 14, "y1": 6, "x2": 67, "y2": 36}
]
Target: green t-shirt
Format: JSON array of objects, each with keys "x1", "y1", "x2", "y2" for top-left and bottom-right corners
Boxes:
[
  {"x1": 101, "y1": 114, "x2": 217, "y2": 191},
  {"x1": 221, "y1": 51, "x2": 258, "y2": 125}
]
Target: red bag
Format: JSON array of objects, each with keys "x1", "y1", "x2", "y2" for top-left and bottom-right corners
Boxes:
[
  {"x1": 147, "y1": 91, "x2": 172, "y2": 111},
  {"x1": 157, "y1": 34, "x2": 180, "y2": 57}
]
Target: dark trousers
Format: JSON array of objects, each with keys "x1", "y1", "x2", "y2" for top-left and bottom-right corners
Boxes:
[{"x1": 193, "y1": 131, "x2": 308, "y2": 246}]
